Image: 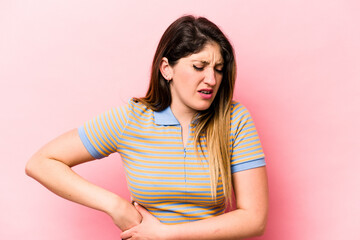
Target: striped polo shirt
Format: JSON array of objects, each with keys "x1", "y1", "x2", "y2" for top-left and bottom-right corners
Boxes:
[{"x1": 78, "y1": 99, "x2": 265, "y2": 224}]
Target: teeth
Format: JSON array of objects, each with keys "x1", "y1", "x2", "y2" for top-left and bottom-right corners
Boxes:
[{"x1": 201, "y1": 91, "x2": 211, "y2": 94}]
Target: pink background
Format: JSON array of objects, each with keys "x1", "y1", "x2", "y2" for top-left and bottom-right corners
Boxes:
[{"x1": 1, "y1": 0, "x2": 359, "y2": 239}]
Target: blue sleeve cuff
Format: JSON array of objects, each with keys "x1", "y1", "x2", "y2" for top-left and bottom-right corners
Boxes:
[
  {"x1": 231, "y1": 158, "x2": 266, "y2": 173},
  {"x1": 77, "y1": 126, "x2": 104, "y2": 159}
]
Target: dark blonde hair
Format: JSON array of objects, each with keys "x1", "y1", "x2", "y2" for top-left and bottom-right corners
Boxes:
[{"x1": 135, "y1": 15, "x2": 236, "y2": 204}]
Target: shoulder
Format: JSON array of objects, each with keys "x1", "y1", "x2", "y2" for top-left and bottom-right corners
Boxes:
[
  {"x1": 127, "y1": 98, "x2": 155, "y2": 122},
  {"x1": 127, "y1": 98, "x2": 152, "y2": 112},
  {"x1": 230, "y1": 101, "x2": 252, "y2": 122},
  {"x1": 229, "y1": 101, "x2": 259, "y2": 135}
]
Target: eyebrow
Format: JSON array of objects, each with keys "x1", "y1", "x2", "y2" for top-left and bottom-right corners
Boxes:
[{"x1": 192, "y1": 60, "x2": 224, "y2": 66}]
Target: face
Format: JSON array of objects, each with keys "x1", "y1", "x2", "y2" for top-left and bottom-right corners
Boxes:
[{"x1": 163, "y1": 42, "x2": 224, "y2": 115}]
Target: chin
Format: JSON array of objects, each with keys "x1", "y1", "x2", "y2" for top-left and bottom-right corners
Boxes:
[{"x1": 193, "y1": 102, "x2": 213, "y2": 112}]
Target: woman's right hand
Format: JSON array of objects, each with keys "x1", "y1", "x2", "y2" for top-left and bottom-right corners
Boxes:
[{"x1": 108, "y1": 200, "x2": 143, "y2": 231}]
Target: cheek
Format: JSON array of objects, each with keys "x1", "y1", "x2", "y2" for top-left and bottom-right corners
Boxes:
[
  {"x1": 177, "y1": 71, "x2": 197, "y2": 87},
  {"x1": 182, "y1": 69, "x2": 196, "y2": 81}
]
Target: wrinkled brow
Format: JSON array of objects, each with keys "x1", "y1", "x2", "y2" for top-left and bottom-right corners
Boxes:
[{"x1": 192, "y1": 60, "x2": 224, "y2": 66}]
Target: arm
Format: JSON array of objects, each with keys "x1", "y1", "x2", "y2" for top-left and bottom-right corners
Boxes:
[
  {"x1": 25, "y1": 129, "x2": 142, "y2": 231},
  {"x1": 121, "y1": 166, "x2": 268, "y2": 240}
]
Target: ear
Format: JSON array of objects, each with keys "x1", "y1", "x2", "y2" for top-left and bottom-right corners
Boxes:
[{"x1": 159, "y1": 57, "x2": 173, "y2": 81}]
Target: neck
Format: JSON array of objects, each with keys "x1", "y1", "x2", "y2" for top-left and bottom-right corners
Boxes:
[{"x1": 170, "y1": 102, "x2": 196, "y2": 126}]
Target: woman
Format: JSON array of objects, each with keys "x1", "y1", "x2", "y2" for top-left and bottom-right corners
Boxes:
[{"x1": 26, "y1": 15, "x2": 268, "y2": 239}]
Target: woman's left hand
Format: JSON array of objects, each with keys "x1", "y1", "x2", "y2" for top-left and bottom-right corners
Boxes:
[{"x1": 120, "y1": 202, "x2": 170, "y2": 240}]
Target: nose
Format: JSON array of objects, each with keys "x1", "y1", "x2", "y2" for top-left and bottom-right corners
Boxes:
[{"x1": 203, "y1": 68, "x2": 216, "y2": 86}]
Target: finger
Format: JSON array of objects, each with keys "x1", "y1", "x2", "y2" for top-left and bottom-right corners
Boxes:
[
  {"x1": 133, "y1": 202, "x2": 153, "y2": 219},
  {"x1": 121, "y1": 229, "x2": 132, "y2": 240}
]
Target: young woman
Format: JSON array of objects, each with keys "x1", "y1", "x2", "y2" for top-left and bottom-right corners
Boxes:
[{"x1": 26, "y1": 15, "x2": 268, "y2": 239}]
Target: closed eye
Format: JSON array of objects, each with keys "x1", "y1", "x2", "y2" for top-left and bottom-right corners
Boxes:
[
  {"x1": 215, "y1": 68, "x2": 223, "y2": 74},
  {"x1": 193, "y1": 64, "x2": 223, "y2": 74},
  {"x1": 193, "y1": 65, "x2": 204, "y2": 71}
]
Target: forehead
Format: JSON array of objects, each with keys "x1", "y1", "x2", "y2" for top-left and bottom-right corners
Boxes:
[{"x1": 184, "y1": 43, "x2": 223, "y2": 64}]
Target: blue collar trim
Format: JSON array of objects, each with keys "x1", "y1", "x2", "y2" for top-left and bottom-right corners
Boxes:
[{"x1": 154, "y1": 106, "x2": 180, "y2": 125}]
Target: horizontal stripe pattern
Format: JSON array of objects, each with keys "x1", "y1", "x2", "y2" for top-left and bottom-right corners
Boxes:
[{"x1": 78, "y1": 99, "x2": 265, "y2": 224}]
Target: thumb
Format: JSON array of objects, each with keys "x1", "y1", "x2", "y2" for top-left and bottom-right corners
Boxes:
[{"x1": 134, "y1": 202, "x2": 154, "y2": 220}]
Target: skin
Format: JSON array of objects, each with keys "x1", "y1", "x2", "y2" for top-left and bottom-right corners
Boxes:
[{"x1": 26, "y1": 42, "x2": 268, "y2": 239}]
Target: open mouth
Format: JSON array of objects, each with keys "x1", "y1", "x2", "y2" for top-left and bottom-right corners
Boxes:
[{"x1": 198, "y1": 90, "x2": 213, "y2": 94}]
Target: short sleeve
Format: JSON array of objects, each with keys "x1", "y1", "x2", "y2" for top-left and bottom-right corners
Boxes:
[
  {"x1": 78, "y1": 103, "x2": 130, "y2": 159},
  {"x1": 230, "y1": 102, "x2": 266, "y2": 173}
]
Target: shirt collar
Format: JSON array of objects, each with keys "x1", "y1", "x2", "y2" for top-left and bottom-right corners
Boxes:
[{"x1": 154, "y1": 106, "x2": 180, "y2": 125}]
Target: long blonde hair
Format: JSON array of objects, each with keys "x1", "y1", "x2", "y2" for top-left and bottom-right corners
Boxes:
[{"x1": 135, "y1": 15, "x2": 236, "y2": 204}]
